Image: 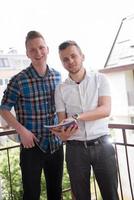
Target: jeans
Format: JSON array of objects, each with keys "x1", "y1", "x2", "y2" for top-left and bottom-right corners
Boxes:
[
  {"x1": 66, "y1": 135, "x2": 119, "y2": 200},
  {"x1": 20, "y1": 145, "x2": 64, "y2": 200}
]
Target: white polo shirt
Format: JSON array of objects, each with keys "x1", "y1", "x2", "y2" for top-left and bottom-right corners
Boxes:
[{"x1": 55, "y1": 71, "x2": 111, "y2": 141}]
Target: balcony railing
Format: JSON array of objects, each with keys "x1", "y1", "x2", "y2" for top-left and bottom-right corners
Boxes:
[{"x1": 0, "y1": 123, "x2": 134, "y2": 200}]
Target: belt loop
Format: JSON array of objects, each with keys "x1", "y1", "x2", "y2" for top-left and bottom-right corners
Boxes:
[
  {"x1": 84, "y1": 141, "x2": 88, "y2": 148},
  {"x1": 98, "y1": 135, "x2": 107, "y2": 144},
  {"x1": 95, "y1": 140, "x2": 100, "y2": 145}
]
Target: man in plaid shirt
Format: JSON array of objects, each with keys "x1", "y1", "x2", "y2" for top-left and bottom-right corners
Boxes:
[{"x1": 0, "y1": 31, "x2": 64, "y2": 200}]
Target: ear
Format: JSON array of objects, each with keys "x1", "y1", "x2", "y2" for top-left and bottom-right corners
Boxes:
[
  {"x1": 26, "y1": 50, "x2": 30, "y2": 58},
  {"x1": 47, "y1": 46, "x2": 49, "y2": 54},
  {"x1": 82, "y1": 53, "x2": 85, "y2": 61}
]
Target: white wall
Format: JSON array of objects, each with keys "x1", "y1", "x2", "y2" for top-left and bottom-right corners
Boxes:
[{"x1": 107, "y1": 72, "x2": 129, "y2": 121}]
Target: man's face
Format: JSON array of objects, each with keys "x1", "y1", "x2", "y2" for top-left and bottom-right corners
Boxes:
[
  {"x1": 59, "y1": 45, "x2": 84, "y2": 74},
  {"x1": 26, "y1": 37, "x2": 49, "y2": 67}
]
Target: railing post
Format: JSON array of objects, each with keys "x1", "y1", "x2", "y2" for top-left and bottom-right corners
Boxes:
[
  {"x1": 122, "y1": 128, "x2": 134, "y2": 200},
  {"x1": 7, "y1": 149, "x2": 13, "y2": 200},
  {"x1": 0, "y1": 177, "x2": 2, "y2": 199}
]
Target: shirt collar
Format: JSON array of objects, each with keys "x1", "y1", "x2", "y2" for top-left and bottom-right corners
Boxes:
[
  {"x1": 65, "y1": 70, "x2": 88, "y2": 84},
  {"x1": 29, "y1": 63, "x2": 53, "y2": 78}
]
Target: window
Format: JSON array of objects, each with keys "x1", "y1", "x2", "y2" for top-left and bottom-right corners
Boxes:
[
  {"x1": 131, "y1": 117, "x2": 134, "y2": 124},
  {"x1": 0, "y1": 59, "x2": 3, "y2": 67},
  {"x1": 3, "y1": 58, "x2": 9, "y2": 67},
  {"x1": 0, "y1": 79, "x2": 3, "y2": 85},
  {"x1": 0, "y1": 58, "x2": 9, "y2": 68},
  {"x1": 5, "y1": 79, "x2": 9, "y2": 85}
]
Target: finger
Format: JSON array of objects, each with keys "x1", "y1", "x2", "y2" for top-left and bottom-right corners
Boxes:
[
  {"x1": 24, "y1": 146, "x2": 29, "y2": 148},
  {"x1": 63, "y1": 125, "x2": 74, "y2": 132},
  {"x1": 25, "y1": 145, "x2": 34, "y2": 148},
  {"x1": 70, "y1": 124, "x2": 78, "y2": 131},
  {"x1": 33, "y1": 136, "x2": 39, "y2": 143},
  {"x1": 30, "y1": 143, "x2": 35, "y2": 148}
]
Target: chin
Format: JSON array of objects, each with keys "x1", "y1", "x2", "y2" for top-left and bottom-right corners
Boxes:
[{"x1": 70, "y1": 69, "x2": 81, "y2": 74}]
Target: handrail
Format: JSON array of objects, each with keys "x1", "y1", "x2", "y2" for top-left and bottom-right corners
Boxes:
[
  {"x1": 0, "y1": 123, "x2": 133, "y2": 137},
  {"x1": 109, "y1": 123, "x2": 134, "y2": 129},
  {"x1": 0, "y1": 129, "x2": 16, "y2": 136}
]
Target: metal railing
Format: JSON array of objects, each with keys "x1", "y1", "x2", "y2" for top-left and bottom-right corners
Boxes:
[
  {"x1": 109, "y1": 123, "x2": 134, "y2": 200},
  {"x1": 0, "y1": 123, "x2": 134, "y2": 200}
]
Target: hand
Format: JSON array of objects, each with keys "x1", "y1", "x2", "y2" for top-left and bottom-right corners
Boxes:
[
  {"x1": 20, "y1": 128, "x2": 38, "y2": 148},
  {"x1": 51, "y1": 124, "x2": 78, "y2": 141}
]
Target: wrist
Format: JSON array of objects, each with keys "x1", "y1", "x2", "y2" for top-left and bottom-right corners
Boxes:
[{"x1": 72, "y1": 113, "x2": 80, "y2": 120}]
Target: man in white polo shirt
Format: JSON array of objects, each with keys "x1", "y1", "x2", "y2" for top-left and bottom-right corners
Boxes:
[{"x1": 53, "y1": 40, "x2": 119, "y2": 200}]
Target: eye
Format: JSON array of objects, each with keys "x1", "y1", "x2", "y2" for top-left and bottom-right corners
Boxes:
[
  {"x1": 29, "y1": 48, "x2": 35, "y2": 53},
  {"x1": 39, "y1": 46, "x2": 45, "y2": 50},
  {"x1": 63, "y1": 58, "x2": 69, "y2": 63},
  {"x1": 71, "y1": 54, "x2": 77, "y2": 59}
]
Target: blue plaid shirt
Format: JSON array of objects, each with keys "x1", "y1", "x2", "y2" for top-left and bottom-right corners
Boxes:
[{"x1": 0, "y1": 64, "x2": 62, "y2": 153}]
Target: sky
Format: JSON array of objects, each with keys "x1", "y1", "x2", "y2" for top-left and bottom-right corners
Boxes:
[{"x1": 0, "y1": 0, "x2": 134, "y2": 74}]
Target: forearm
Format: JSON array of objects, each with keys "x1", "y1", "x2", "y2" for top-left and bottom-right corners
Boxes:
[
  {"x1": 0, "y1": 109, "x2": 26, "y2": 135},
  {"x1": 78, "y1": 96, "x2": 111, "y2": 121},
  {"x1": 0, "y1": 109, "x2": 37, "y2": 148},
  {"x1": 78, "y1": 105, "x2": 111, "y2": 121}
]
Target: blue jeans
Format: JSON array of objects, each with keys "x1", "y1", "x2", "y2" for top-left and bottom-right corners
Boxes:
[
  {"x1": 20, "y1": 145, "x2": 63, "y2": 200},
  {"x1": 66, "y1": 135, "x2": 119, "y2": 200}
]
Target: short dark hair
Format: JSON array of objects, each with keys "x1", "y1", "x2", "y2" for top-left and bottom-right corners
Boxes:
[
  {"x1": 25, "y1": 31, "x2": 44, "y2": 47},
  {"x1": 58, "y1": 40, "x2": 82, "y2": 54}
]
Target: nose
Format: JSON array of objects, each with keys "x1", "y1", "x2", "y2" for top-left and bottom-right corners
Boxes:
[
  {"x1": 68, "y1": 57, "x2": 73, "y2": 64},
  {"x1": 35, "y1": 49, "x2": 41, "y2": 56}
]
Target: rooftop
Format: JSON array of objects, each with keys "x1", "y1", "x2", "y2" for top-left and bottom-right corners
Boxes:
[{"x1": 101, "y1": 14, "x2": 134, "y2": 73}]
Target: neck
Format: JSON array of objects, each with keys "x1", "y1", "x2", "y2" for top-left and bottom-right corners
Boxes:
[
  {"x1": 70, "y1": 67, "x2": 86, "y2": 83},
  {"x1": 33, "y1": 64, "x2": 47, "y2": 76}
]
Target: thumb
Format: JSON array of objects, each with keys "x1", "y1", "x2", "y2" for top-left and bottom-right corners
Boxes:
[{"x1": 33, "y1": 135, "x2": 39, "y2": 143}]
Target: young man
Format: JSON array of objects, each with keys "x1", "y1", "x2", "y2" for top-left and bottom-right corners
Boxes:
[
  {"x1": 0, "y1": 31, "x2": 63, "y2": 200},
  {"x1": 53, "y1": 40, "x2": 119, "y2": 200}
]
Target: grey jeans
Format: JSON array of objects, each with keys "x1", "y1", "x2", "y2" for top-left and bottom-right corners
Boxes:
[{"x1": 66, "y1": 135, "x2": 119, "y2": 200}]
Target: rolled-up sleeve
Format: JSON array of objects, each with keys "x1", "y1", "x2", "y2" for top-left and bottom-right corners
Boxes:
[
  {"x1": 0, "y1": 77, "x2": 20, "y2": 111},
  {"x1": 98, "y1": 73, "x2": 111, "y2": 97},
  {"x1": 55, "y1": 84, "x2": 66, "y2": 113}
]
